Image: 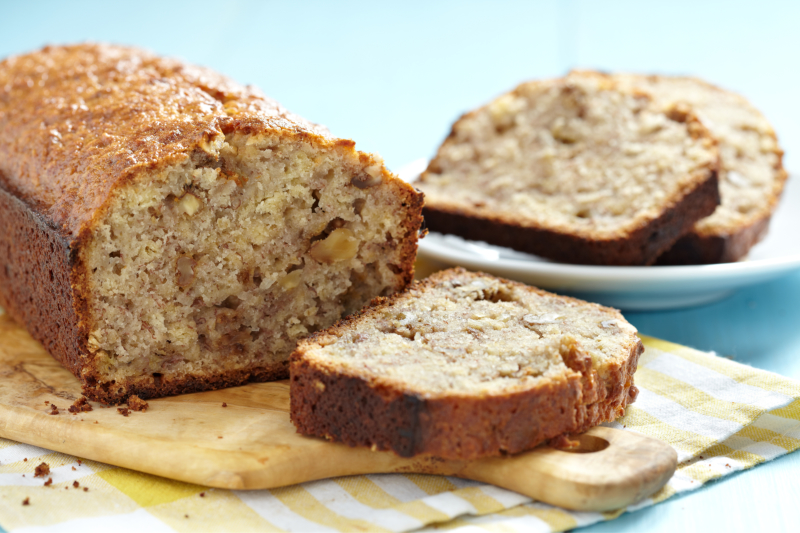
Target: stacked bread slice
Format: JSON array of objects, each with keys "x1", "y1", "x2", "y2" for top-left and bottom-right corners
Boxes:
[
  {"x1": 417, "y1": 71, "x2": 785, "y2": 265},
  {"x1": 290, "y1": 268, "x2": 642, "y2": 460},
  {"x1": 612, "y1": 74, "x2": 787, "y2": 264}
]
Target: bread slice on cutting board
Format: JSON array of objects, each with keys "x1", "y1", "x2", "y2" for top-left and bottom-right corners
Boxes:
[{"x1": 290, "y1": 268, "x2": 642, "y2": 460}]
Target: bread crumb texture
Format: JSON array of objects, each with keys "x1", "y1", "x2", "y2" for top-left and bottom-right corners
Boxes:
[
  {"x1": 85, "y1": 132, "x2": 416, "y2": 392},
  {"x1": 305, "y1": 271, "x2": 636, "y2": 396},
  {"x1": 418, "y1": 71, "x2": 717, "y2": 239}
]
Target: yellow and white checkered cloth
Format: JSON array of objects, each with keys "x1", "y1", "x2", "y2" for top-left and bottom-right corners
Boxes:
[{"x1": 1, "y1": 336, "x2": 799, "y2": 532}]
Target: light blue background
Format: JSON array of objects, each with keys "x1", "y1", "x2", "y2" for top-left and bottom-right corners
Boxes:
[{"x1": 2, "y1": 1, "x2": 799, "y2": 531}]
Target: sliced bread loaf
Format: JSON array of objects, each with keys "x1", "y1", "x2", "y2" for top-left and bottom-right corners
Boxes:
[
  {"x1": 612, "y1": 74, "x2": 787, "y2": 264},
  {"x1": 0, "y1": 44, "x2": 423, "y2": 403},
  {"x1": 416, "y1": 71, "x2": 720, "y2": 266},
  {"x1": 290, "y1": 268, "x2": 642, "y2": 460}
]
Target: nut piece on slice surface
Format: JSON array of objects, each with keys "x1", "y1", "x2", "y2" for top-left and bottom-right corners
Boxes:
[
  {"x1": 290, "y1": 268, "x2": 643, "y2": 460},
  {"x1": 610, "y1": 73, "x2": 787, "y2": 264},
  {"x1": 0, "y1": 44, "x2": 423, "y2": 404},
  {"x1": 416, "y1": 71, "x2": 720, "y2": 266}
]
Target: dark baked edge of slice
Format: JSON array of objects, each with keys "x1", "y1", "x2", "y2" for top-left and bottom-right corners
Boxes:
[
  {"x1": 290, "y1": 268, "x2": 643, "y2": 460},
  {"x1": 0, "y1": 182, "x2": 91, "y2": 386},
  {"x1": 656, "y1": 166, "x2": 788, "y2": 265},
  {"x1": 655, "y1": 214, "x2": 770, "y2": 264},
  {"x1": 633, "y1": 75, "x2": 788, "y2": 265},
  {"x1": 420, "y1": 168, "x2": 719, "y2": 266},
  {"x1": 87, "y1": 361, "x2": 290, "y2": 404}
]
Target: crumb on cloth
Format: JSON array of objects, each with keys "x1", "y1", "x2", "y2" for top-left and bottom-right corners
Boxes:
[{"x1": 33, "y1": 463, "x2": 50, "y2": 478}]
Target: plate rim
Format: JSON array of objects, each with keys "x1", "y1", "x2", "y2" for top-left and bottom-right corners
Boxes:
[
  {"x1": 400, "y1": 159, "x2": 800, "y2": 297},
  {"x1": 418, "y1": 233, "x2": 800, "y2": 283}
]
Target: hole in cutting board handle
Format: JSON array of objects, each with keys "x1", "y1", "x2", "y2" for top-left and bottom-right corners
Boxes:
[{"x1": 559, "y1": 434, "x2": 610, "y2": 454}]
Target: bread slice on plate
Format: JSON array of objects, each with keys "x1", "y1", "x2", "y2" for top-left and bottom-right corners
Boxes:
[
  {"x1": 0, "y1": 44, "x2": 423, "y2": 403},
  {"x1": 290, "y1": 268, "x2": 642, "y2": 460},
  {"x1": 416, "y1": 71, "x2": 720, "y2": 266},
  {"x1": 612, "y1": 73, "x2": 787, "y2": 264}
]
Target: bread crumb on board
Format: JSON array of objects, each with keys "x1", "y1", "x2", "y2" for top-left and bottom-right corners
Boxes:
[
  {"x1": 68, "y1": 397, "x2": 93, "y2": 414},
  {"x1": 127, "y1": 395, "x2": 149, "y2": 412},
  {"x1": 548, "y1": 434, "x2": 581, "y2": 450}
]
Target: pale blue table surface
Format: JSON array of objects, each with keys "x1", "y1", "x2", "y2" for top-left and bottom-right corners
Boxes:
[{"x1": 2, "y1": 1, "x2": 800, "y2": 531}]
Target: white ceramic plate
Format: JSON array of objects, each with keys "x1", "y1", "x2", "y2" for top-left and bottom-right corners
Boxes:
[{"x1": 397, "y1": 159, "x2": 800, "y2": 310}]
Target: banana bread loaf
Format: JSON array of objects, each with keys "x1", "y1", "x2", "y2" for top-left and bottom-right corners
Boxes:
[
  {"x1": 612, "y1": 73, "x2": 787, "y2": 264},
  {"x1": 416, "y1": 71, "x2": 720, "y2": 266},
  {"x1": 0, "y1": 44, "x2": 423, "y2": 403},
  {"x1": 290, "y1": 268, "x2": 642, "y2": 460}
]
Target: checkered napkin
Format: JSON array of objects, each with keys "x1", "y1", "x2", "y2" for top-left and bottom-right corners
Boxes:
[{"x1": 1, "y1": 336, "x2": 798, "y2": 533}]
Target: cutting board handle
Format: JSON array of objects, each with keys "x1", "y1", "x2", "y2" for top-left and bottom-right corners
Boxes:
[{"x1": 449, "y1": 426, "x2": 677, "y2": 512}]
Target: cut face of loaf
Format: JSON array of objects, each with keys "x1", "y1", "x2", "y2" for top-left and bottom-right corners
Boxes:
[
  {"x1": 0, "y1": 44, "x2": 423, "y2": 403},
  {"x1": 290, "y1": 268, "x2": 643, "y2": 460},
  {"x1": 84, "y1": 134, "x2": 420, "y2": 401},
  {"x1": 417, "y1": 71, "x2": 720, "y2": 266},
  {"x1": 611, "y1": 74, "x2": 787, "y2": 264}
]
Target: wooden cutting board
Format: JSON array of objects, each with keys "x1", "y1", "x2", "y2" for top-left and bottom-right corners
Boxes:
[{"x1": 0, "y1": 314, "x2": 676, "y2": 512}]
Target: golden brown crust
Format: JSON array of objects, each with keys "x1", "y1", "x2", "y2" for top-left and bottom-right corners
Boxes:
[
  {"x1": 290, "y1": 268, "x2": 643, "y2": 459},
  {"x1": 423, "y1": 170, "x2": 719, "y2": 266},
  {"x1": 0, "y1": 43, "x2": 332, "y2": 238},
  {"x1": 291, "y1": 358, "x2": 585, "y2": 458}
]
